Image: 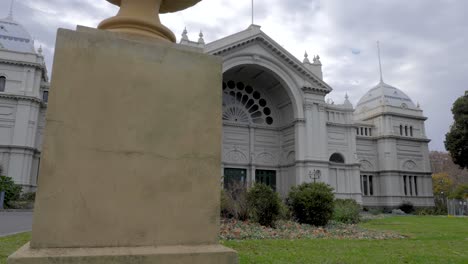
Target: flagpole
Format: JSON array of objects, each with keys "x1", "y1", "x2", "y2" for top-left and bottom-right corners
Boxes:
[{"x1": 251, "y1": 0, "x2": 254, "y2": 25}]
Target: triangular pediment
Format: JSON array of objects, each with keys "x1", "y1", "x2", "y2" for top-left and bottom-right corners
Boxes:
[{"x1": 205, "y1": 25, "x2": 332, "y2": 93}]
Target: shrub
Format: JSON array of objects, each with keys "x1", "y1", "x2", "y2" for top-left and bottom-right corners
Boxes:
[
  {"x1": 333, "y1": 199, "x2": 361, "y2": 224},
  {"x1": 278, "y1": 200, "x2": 292, "y2": 220},
  {"x1": 398, "y1": 201, "x2": 415, "y2": 214},
  {"x1": 247, "y1": 183, "x2": 281, "y2": 227},
  {"x1": 220, "y1": 181, "x2": 249, "y2": 220},
  {"x1": 287, "y1": 182, "x2": 334, "y2": 226},
  {"x1": 0, "y1": 175, "x2": 22, "y2": 208},
  {"x1": 369, "y1": 208, "x2": 383, "y2": 215},
  {"x1": 20, "y1": 192, "x2": 36, "y2": 201}
]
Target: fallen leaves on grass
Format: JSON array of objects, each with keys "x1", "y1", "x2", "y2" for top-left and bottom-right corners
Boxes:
[{"x1": 220, "y1": 219, "x2": 405, "y2": 240}]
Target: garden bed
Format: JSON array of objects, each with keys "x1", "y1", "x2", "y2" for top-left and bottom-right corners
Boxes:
[{"x1": 220, "y1": 218, "x2": 404, "y2": 240}]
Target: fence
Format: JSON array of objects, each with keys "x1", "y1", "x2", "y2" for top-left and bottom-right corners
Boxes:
[{"x1": 447, "y1": 199, "x2": 468, "y2": 216}]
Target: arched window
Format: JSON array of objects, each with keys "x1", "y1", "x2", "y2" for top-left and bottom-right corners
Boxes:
[
  {"x1": 329, "y1": 153, "x2": 345, "y2": 163},
  {"x1": 0, "y1": 76, "x2": 5, "y2": 92},
  {"x1": 405, "y1": 126, "x2": 408, "y2": 136}
]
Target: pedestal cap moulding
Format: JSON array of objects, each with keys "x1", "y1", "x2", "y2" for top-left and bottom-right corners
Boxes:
[{"x1": 99, "y1": 0, "x2": 202, "y2": 42}]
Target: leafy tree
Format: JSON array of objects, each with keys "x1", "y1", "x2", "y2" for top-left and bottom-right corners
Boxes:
[
  {"x1": 432, "y1": 173, "x2": 453, "y2": 196},
  {"x1": 430, "y1": 151, "x2": 468, "y2": 186},
  {"x1": 449, "y1": 184, "x2": 468, "y2": 200},
  {"x1": 445, "y1": 92, "x2": 468, "y2": 169}
]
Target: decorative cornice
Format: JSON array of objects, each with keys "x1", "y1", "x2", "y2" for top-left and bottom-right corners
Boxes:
[
  {"x1": 358, "y1": 110, "x2": 428, "y2": 121},
  {"x1": 0, "y1": 58, "x2": 44, "y2": 69},
  {"x1": 210, "y1": 34, "x2": 332, "y2": 93},
  {"x1": 0, "y1": 34, "x2": 31, "y2": 44},
  {"x1": 293, "y1": 118, "x2": 306, "y2": 124},
  {"x1": 301, "y1": 86, "x2": 329, "y2": 95},
  {"x1": 0, "y1": 144, "x2": 41, "y2": 154},
  {"x1": 0, "y1": 93, "x2": 47, "y2": 107}
]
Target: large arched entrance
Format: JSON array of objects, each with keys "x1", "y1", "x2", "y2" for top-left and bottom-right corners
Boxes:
[{"x1": 221, "y1": 64, "x2": 297, "y2": 195}]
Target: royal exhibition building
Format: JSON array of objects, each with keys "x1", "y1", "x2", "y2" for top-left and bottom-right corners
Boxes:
[{"x1": 0, "y1": 14, "x2": 434, "y2": 209}]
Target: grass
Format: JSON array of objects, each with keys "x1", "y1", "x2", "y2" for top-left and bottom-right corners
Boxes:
[
  {"x1": 0, "y1": 232, "x2": 30, "y2": 264},
  {"x1": 223, "y1": 216, "x2": 468, "y2": 264},
  {"x1": 1, "y1": 216, "x2": 467, "y2": 264}
]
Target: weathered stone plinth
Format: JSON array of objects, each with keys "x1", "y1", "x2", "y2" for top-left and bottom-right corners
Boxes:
[
  {"x1": 9, "y1": 243, "x2": 237, "y2": 264},
  {"x1": 8, "y1": 27, "x2": 237, "y2": 263}
]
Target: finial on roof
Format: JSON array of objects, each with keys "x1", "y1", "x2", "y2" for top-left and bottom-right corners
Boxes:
[
  {"x1": 313, "y1": 55, "x2": 322, "y2": 65},
  {"x1": 198, "y1": 30, "x2": 205, "y2": 44},
  {"x1": 38, "y1": 45, "x2": 43, "y2": 55},
  {"x1": 303, "y1": 51, "x2": 311, "y2": 64},
  {"x1": 377, "y1": 41, "x2": 384, "y2": 83},
  {"x1": 343, "y1": 93, "x2": 353, "y2": 108},
  {"x1": 417, "y1": 102, "x2": 420, "y2": 108},
  {"x1": 181, "y1": 27, "x2": 189, "y2": 41},
  {"x1": 7, "y1": 0, "x2": 15, "y2": 20}
]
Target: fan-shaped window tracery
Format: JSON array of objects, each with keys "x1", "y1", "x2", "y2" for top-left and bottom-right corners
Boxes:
[{"x1": 222, "y1": 80, "x2": 274, "y2": 125}]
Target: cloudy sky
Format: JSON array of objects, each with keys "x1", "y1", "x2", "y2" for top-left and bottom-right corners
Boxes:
[{"x1": 1, "y1": 0, "x2": 466, "y2": 151}]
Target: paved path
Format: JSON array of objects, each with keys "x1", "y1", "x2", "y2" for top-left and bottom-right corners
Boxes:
[{"x1": 0, "y1": 211, "x2": 33, "y2": 237}]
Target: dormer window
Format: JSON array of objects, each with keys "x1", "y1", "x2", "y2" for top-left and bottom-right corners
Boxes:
[{"x1": 0, "y1": 76, "x2": 6, "y2": 92}]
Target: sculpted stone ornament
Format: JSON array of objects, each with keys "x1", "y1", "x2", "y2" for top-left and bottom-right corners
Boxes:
[{"x1": 99, "y1": 0, "x2": 202, "y2": 42}]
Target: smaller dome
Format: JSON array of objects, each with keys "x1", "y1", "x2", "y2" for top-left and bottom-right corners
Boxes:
[
  {"x1": 0, "y1": 17, "x2": 35, "y2": 53},
  {"x1": 356, "y1": 81, "x2": 416, "y2": 112}
]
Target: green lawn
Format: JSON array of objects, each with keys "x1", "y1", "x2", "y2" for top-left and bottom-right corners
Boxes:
[
  {"x1": 0, "y1": 232, "x2": 30, "y2": 264},
  {"x1": 223, "y1": 216, "x2": 468, "y2": 264},
  {"x1": 1, "y1": 216, "x2": 467, "y2": 264}
]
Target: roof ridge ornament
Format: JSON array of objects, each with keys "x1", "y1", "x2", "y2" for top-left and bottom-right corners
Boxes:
[
  {"x1": 198, "y1": 30, "x2": 205, "y2": 44},
  {"x1": 303, "y1": 51, "x2": 311, "y2": 64},
  {"x1": 181, "y1": 27, "x2": 189, "y2": 41}
]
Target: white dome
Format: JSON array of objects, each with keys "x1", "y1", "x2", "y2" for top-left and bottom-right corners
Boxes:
[
  {"x1": 0, "y1": 17, "x2": 35, "y2": 53},
  {"x1": 356, "y1": 81, "x2": 416, "y2": 112}
]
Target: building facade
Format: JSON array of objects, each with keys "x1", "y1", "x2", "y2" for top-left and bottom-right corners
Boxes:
[
  {"x1": 0, "y1": 14, "x2": 49, "y2": 192},
  {"x1": 0, "y1": 14, "x2": 433, "y2": 208},
  {"x1": 183, "y1": 25, "x2": 434, "y2": 208}
]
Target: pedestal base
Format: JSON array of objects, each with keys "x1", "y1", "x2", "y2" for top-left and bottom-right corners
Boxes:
[{"x1": 8, "y1": 243, "x2": 238, "y2": 264}]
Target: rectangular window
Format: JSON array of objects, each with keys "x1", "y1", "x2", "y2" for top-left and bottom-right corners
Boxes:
[
  {"x1": 365, "y1": 128, "x2": 368, "y2": 136},
  {"x1": 255, "y1": 170, "x2": 276, "y2": 191},
  {"x1": 43, "y1": 91, "x2": 49, "y2": 103},
  {"x1": 403, "y1": 175, "x2": 407, "y2": 196},
  {"x1": 223, "y1": 168, "x2": 247, "y2": 190},
  {"x1": 400, "y1": 125, "x2": 403, "y2": 135},
  {"x1": 409, "y1": 176, "x2": 413, "y2": 196},
  {"x1": 360, "y1": 127, "x2": 364, "y2": 135},
  {"x1": 369, "y1": 175, "x2": 374, "y2": 196},
  {"x1": 362, "y1": 175, "x2": 368, "y2": 196},
  {"x1": 356, "y1": 128, "x2": 359, "y2": 135},
  {"x1": 414, "y1": 176, "x2": 418, "y2": 196},
  {"x1": 369, "y1": 128, "x2": 372, "y2": 136},
  {"x1": 0, "y1": 76, "x2": 5, "y2": 92},
  {"x1": 410, "y1": 126, "x2": 413, "y2": 137}
]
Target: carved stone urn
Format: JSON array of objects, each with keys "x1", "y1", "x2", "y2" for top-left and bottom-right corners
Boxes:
[{"x1": 99, "y1": 0, "x2": 202, "y2": 42}]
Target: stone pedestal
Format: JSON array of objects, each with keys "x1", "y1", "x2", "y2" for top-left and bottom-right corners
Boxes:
[{"x1": 8, "y1": 27, "x2": 237, "y2": 263}]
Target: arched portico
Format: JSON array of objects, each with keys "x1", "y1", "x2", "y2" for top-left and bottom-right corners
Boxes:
[{"x1": 220, "y1": 60, "x2": 304, "y2": 196}]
